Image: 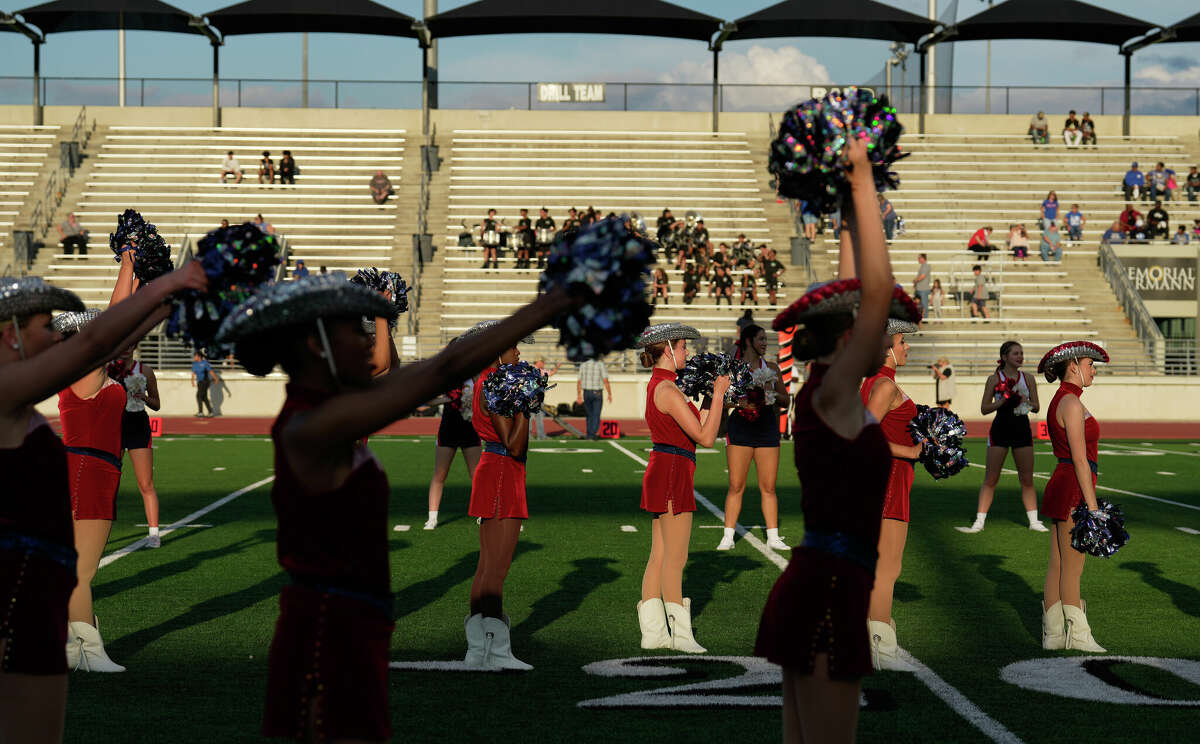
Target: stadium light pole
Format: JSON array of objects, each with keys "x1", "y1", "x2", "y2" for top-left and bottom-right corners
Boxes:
[
  {"x1": 709, "y1": 22, "x2": 736, "y2": 134},
  {"x1": 916, "y1": 24, "x2": 953, "y2": 134},
  {"x1": 1120, "y1": 27, "x2": 1174, "y2": 137},
  {"x1": 0, "y1": 13, "x2": 45, "y2": 125},
  {"x1": 413, "y1": 21, "x2": 435, "y2": 136},
  {"x1": 189, "y1": 17, "x2": 222, "y2": 127}
]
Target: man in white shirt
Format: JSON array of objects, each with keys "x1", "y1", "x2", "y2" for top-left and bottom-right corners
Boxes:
[{"x1": 220, "y1": 151, "x2": 243, "y2": 184}]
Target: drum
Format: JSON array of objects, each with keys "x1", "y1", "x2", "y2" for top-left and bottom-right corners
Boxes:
[
  {"x1": 536, "y1": 227, "x2": 554, "y2": 245},
  {"x1": 482, "y1": 229, "x2": 500, "y2": 247},
  {"x1": 512, "y1": 230, "x2": 530, "y2": 250}
]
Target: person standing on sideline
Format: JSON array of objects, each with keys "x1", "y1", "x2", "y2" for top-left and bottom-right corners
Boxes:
[
  {"x1": 931, "y1": 357, "x2": 955, "y2": 409},
  {"x1": 576, "y1": 357, "x2": 612, "y2": 439},
  {"x1": 913, "y1": 254, "x2": 931, "y2": 317},
  {"x1": 531, "y1": 359, "x2": 561, "y2": 440},
  {"x1": 191, "y1": 353, "x2": 220, "y2": 417}
]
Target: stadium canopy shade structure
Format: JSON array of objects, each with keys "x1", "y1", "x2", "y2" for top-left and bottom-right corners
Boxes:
[
  {"x1": 922, "y1": 0, "x2": 1160, "y2": 134},
  {"x1": 726, "y1": 0, "x2": 937, "y2": 45},
  {"x1": 206, "y1": 0, "x2": 417, "y2": 38},
  {"x1": 423, "y1": 0, "x2": 722, "y2": 42}
]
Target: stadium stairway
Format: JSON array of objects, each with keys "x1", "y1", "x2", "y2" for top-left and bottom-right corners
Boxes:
[
  {"x1": 28, "y1": 125, "x2": 411, "y2": 307},
  {"x1": 1, "y1": 124, "x2": 62, "y2": 272}
]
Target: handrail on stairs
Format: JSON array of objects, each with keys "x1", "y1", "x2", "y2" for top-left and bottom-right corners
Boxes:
[{"x1": 1096, "y1": 240, "x2": 1165, "y2": 371}]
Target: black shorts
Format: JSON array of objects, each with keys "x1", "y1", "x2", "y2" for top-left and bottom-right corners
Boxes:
[
  {"x1": 437, "y1": 409, "x2": 480, "y2": 450},
  {"x1": 121, "y1": 410, "x2": 152, "y2": 450},
  {"x1": 989, "y1": 412, "x2": 1032, "y2": 449},
  {"x1": 726, "y1": 407, "x2": 781, "y2": 448}
]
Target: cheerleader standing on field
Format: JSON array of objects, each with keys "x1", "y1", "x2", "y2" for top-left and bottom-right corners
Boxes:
[
  {"x1": 717, "y1": 323, "x2": 790, "y2": 552},
  {"x1": 635, "y1": 322, "x2": 729, "y2": 654},
  {"x1": 1038, "y1": 341, "x2": 1110, "y2": 653},
  {"x1": 861, "y1": 317, "x2": 921, "y2": 671},
  {"x1": 960, "y1": 340, "x2": 1047, "y2": 533},
  {"x1": 107, "y1": 346, "x2": 162, "y2": 548},
  {"x1": 424, "y1": 374, "x2": 480, "y2": 531}
]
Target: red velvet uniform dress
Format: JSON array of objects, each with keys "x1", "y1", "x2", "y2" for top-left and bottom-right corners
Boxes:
[
  {"x1": 468, "y1": 367, "x2": 528, "y2": 519},
  {"x1": 1041, "y1": 382, "x2": 1100, "y2": 521},
  {"x1": 58, "y1": 379, "x2": 125, "y2": 520},
  {"x1": 0, "y1": 412, "x2": 77, "y2": 674},
  {"x1": 756, "y1": 364, "x2": 891, "y2": 679},
  {"x1": 641, "y1": 367, "x2": 698, "y2": 515},
  {"x1": 263, "y1": 385, "x2": 394, "y2": 742},
  {"x1": 860, "y1": 366, "x2": 917, "y2": 522}
]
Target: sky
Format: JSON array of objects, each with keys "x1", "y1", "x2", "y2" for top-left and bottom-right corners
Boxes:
[{"x1": 1, "y1": 0, "x2": 1198, "y2": 110}]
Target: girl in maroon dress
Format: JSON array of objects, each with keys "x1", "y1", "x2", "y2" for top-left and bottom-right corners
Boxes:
[
  {"x1": 217, "y1": 278, "x2": 578, "y2": 742},
  {"x1": 634, "y1": 322, "x2": 729, "y2": 654},
  {"x1": 860, "y1": 317, "x2": 922, "y2": 670},
  {"x1": 756, "y1": 138, "x2": 920, "y2": 742},
  {"x1": 0, "y1": 266, "x2": 206, "y2": 742},
  {"x1": 1037, "y1": 341, "x2": 1110, "y2": 653}
]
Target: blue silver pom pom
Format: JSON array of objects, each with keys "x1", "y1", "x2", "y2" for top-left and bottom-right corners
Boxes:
[
  {"x1": 769, "y1": 87, "x2": 908, "y2": 214},
  {"x1": 538, "y1": 215, "x2": 655, "y2": 362},
  {"x1": 677, "y1": 352, "x2": 753, "y2": 403},
  {"x1": 108, "y1": 208, "x2": 174, "y2": 284},
  {"x1": 1070, "y1": 499, "x2": 1130, "y2": 558},
  {"x1": 481, "y1": 361, "x2": 553, "y2": 418},
  {"x1": 908, "y1": 404, "x2": 969, "y2": 479},
  {"x1": 349, "y1": 267, "x2": 409, "y2": 327},
  {"x1": 167, "y1": 222, "x2": 281, "y2": 355}
]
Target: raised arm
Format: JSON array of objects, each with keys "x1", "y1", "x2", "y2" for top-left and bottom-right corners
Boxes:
[
  {"x1": 369, "y1": 318, "x2": 391, "y2": 377},
  {"x1": 109, "y1": 250, "x2": 136, "y2": 307}
]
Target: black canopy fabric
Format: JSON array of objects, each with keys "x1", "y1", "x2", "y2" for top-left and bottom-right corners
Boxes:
[
  {"x1": 950, "y1": 0, "x2": 1156, "y2": 46},
  {"x1": 17, "y1": 0, "x2": 201, "y2": 35},
  {"x1": 425, "y1": 0, "x2": 722, "y2": 42},
  {"x1": 207, "y1": 0, "x2": 417, "y2": 38},
  {"x1": 727, "y1": 0, "x2": 936, "y2": 44},
  {"x1": 1164, "y1": 11, "x2": 1200, "y2": 43}
]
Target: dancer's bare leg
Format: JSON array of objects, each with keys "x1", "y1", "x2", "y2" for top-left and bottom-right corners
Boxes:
[
  {"x1": 68, "y1": 519, "x2": 113, "y2": 623},
  {"x1": 0, "y1": 642, "x2": 67, "y2": 744}
]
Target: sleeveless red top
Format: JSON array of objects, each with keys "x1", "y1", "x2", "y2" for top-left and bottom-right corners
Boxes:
[
  {"x1": 58, "y1": 379, "x2": 125, "y2": 459},
  {"x1": 270, "y1": 384, "x2": 391, "y2": 596},
  {"x1": 1047, "y1": 382, "x2": 1099, "y2": 464},
  {"x1": 472, "y1": 367, "x2": 504, "y2": 443},
  {"x1": 860, "y1": 366, "x2": 917, "y2": 448},
  {"x1": 645, "y1": 367, "x2": 699, "y2": 451},
  {"x1": 0, "y1": 412, "x2": 74, "y2": 547}
]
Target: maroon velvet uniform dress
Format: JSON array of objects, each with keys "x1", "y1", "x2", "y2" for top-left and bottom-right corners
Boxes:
[
  {"x1": 0, "y1": 412, "x2": 77, "y2": 674},
  {"x1": 263, "y1": 385, "x2": 394, "y2": 742},
  {"x1": 1041, "y1": 382, "x2": 1100, "y2": 521},
  {"x1": 756, "y1": 364, "x2": 891, "y2": 679},
  {"x1": 58, "y1": 379, "x2": 125, "y2": 520},
  {"x1": 468, "y1": 367, "x2": 529, "y2": 520},
  {"x1": 641, "y1": 367, "x2": 698, "y2": 515},
  {"x1": 859, "y1": 366, "x2": 917, "y2": 522}
]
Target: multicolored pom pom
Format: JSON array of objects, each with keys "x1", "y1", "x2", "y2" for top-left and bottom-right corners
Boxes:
[
  {"x1": 108, "y1": 208, "x2": 175, "y2": 284},
  {"x1": 538, "y1": 215, "x2": 655, "y2": 362},
  {"x1": 481, "y1": 361, "x2": 553, "y2": 418},
  {"x1": 908, "y1": 404, "x2": 969, "y2": 479},
  {"x1": 769, "y1": 87, "x2": 907, "y2": 213},
  {"x1": 349, "y1": 267, "x2": 410, "y2": 327},
  {"x1": 677, "y1": 352, "x2": 753, "y2": 403},
  {"x1": 1070, "y1": 499, "x2": 1129, "y2": 558}
]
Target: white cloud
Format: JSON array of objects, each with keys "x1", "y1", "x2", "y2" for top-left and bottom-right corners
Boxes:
[
  {"x1": 656, "y1": 45, "x2": 834, "y2": 112},
  {"x1": 1135, "y1": 63, "x2": 1200, "y2": 87}
]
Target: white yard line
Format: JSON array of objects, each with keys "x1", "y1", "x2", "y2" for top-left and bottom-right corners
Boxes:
[
  {"x1": 1102, "y1": 442, "x2": 1200, "y2": 458},
  {"x1": 97, "y1": 476, "x2": 275, "y2": 570},
  {"x1": 968, "y1": 463, "x2": 1200, "y2": 513},
  {"x1": 608, "y1": 440, "x2": 1024, "y2": 744}
]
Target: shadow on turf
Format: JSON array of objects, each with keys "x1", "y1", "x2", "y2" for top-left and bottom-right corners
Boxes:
[
  {"x1": 964, "y1": 554, "x2": 1042, "y2": 643},
  {"x1": 894, "y1": 580, "x2": 924, "y2": 603},
  {"x1": 392, "y1": 541, "x2": 544, "y2": 621},
  {"x1": 514, "y1": 557, "x2": 622, "y2": 637},
  {"x1": 686, "y1": 552, "x2": 761, "y2": 617},
  {"x1": 1119, "y1": 562, "x2": 1200, "y2": 618},
  {"x1": 96, "y1": 529, "x2": 276, "y2": 599}
]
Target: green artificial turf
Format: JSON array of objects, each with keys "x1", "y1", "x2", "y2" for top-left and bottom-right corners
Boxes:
[{"x1": 64, "y1": 436, "x2": 1200, "y2": 743}]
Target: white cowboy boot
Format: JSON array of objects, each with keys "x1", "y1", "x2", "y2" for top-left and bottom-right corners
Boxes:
[
  {"x1": 867, "y1": 619, "x2": 914, "y2": 671},
  {"x1": 665, "y1": 599, "x2": 706, "y2": 654},
  {"x1": 65, "y1": 623, "x2": 82, "y2": 671},
  {"x1": 636, "y1": 599, "x2": 671, "y2": 650},
  {"x1": 1042, "y1": 601, "x2": 1066, "y2": 650},
  {"x1": 481, "y1": 616, "x2": 533, "y2": 671},
  {"x1": 69, "y1": 618, "x2": 125, "y2": 672},
  {"x1": 1063, "y1": 601, "x2": 1106, "y2": 653},
  {"x1": 463, "y1": 614, "x2": 487, "y2": 668}
]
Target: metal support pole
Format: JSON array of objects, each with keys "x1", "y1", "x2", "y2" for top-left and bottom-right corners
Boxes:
[
  {"x1": 712, "y1": 47, "x2": 719, "y2": 133},
  {"x1": 118, "y1": 14, "x2": 126, "y2": 107},
  {"x1": 302, "y1": 32, "x2": 308, "y2": 108},
  {"x1": 212, "y1": 41, "x2": 220, "y2": 127},
  {"x1": 926, "y1": 0, "x2": 936, "y2": 116},
  {"x1": 1122, "y1": 51, "x2": 1132, "y2": 137},
  {"x1": 32, "y1": 41, "x2": 41, "y2": 125},
  {"x1": 918, "y1": 50, "x2": 926, "y2": 134}
]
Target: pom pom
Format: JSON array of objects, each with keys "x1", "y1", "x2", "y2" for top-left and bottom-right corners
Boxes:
[
  {"x1": 109, "y1": 208, "x2": 145, "y2": 258},
  {"x1": 109, "y1": 209, "x2": 175, "y2": 284},
  {"x1": 769, "y1": 87, "x2": 908, "y2": 213},
  {"x1": 1070, "y1": 499, "x2": 1130, "y2": 558},
  {"x1": 349, "y1": 267, "x2": 410, "y2": 327},
  {"x1": 445, "y1": 379, "x2": 474, "y2": 422},
  {"x1": 538, "y1": 215, "x2": 655, "y2": 361},
  {"x1": 907, "y1": 404, "x2": 969, "y2": 479},
  {"x1": 749, "y1": 366, "x2": 779, "y2": 406},
  {"x1": 166, "y1": 223, "x2": 281, "y2": 355},
  {"x1": 481, "y1": 362, "x2": 553, "y2": 418},
  {"x1": 677, "y1": 353, "x2": 753, "y2": 403}
]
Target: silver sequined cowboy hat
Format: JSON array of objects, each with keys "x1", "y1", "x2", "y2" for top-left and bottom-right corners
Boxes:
[
  {"x1": 1037, "y1": 341, "x2": 1109, "y2": 376},
  {"x1": 886, "y1": 318, "x2": 920, "y2": 335},
  {"x1": 216, "y1": 274, "x2": 397, "y2": 343},
  {"x1": 0, "y1": 276, "x2": 85, "y2": 320},
  {"x1": 458, "y1": 319, "x2": 535, "y2": 345},
  {"x1": 636, "y1": 323, "x2": 700, "y2": 346},
  {"x1": 52, "y1": 309, "x2": 102, "y2": 335}
]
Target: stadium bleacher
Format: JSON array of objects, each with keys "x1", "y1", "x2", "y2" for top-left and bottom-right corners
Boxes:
[{"x1": 0, "y1": 124, "x2": 59, "y2": 270}]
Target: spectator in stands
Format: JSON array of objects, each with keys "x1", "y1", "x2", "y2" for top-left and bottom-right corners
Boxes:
[
  {"x1": 913, "y1": 253, "x2": 931, "y2": 317},
  {"x1": 1148, "y1": 162, "x2": 1173, "y2": 202},
  {"x1": 682, "y1": 263, "x2": 700, "y2": 305},
  {"x1": 1062, "y1": 111, "x2": 1082, "y2": 147},
  {"x1": 1028, "y1": 111, "x2": 1049, "y2": 144},
  {"x1": 1123, "y1": 162, "x2": 1145, "y2": 201},
  {"x1": 57, "y1": 212, "x2": 88, "y2": 257},
  {"x1": 760, "y1": 248, "x2": 784, "y2": 305},
  {"x1": 319, "y1": 265, "x2": 327, "y2": 274},
  {"x1": 258, "y1": 151, "x2": 275, "y2": 184},
  {"x1": 1040, "y1": 191, "x2": 1059, "y2": 230},
  {"x1": 798, "y1": 201, "x2": 818, "y2": 241},
  {"x1": 1063, "y1": 205, "x2": 1086, "y2": 243},
  {"x1": 1101, "y1": 221, "x2": 1124, "y2": 245},
  {"x1": 575, "y1": 358, "x2": 611, "y2": 440},
  {"x1": 736, "y1": 308, "x2": 756, "y2": 335},
  {"x1": 278, "y1": 150, "x2": 297, "y2": 185},
  {"x1": 739, "y1": 263, "x2": 758, "y2": 306},
  {"x1": 652, "y1": 268, "x2": 669, "y2": 305},
  {"x1": 1119, "y1": 204, "x2": 1142, "y2": 234},
  {"x1": 731, "y1": 234, "x2": 754, "y2": 265},
  {"x1": 969, "y1": 265, "x2": 991, "y2": 319},
  {"x1": 1147, "y1": 200, "x2": 1169, "y2": 239},
  {"x1": 968, "y1": 226, "x2": 997, "y2": 259},
  {"x1": 711, "y1": 243, "x2": 728, "y2": 271},
  {"x1": 656, "y1": 209, "x2": 677, "y2": 242},
  {"x1": 582, "y1": 206, "x2": 598, "y2": 227},
  {"x1": 878, "y1": 193, "x2": 897, "y2": 241},
  {"x1": 1007, "y1": 223, "x2": 1030, "y2": 260},
  {"x1": 1039, "y1": 223, "x2": 1063, "y2": 262},
  {"x1": 693, "y1": 219, "x2": 711, "y2": 253},
  {"x1": 294, "y1": 260, "x2": 309, "y2": 279},
  {"x1": 929, "y1": 279, "x2": 945, "y2": 318},
  {"x1": 220, "y1": 151, "x2": 243, "y2": 183},
  {"x1": 369, "y1": 170, "x2": 394, "y2": 204},
  {"x1": 1194, "y1": 219, "x2": 1200, "y2": 239},
  {"x1": 480, "y1": 208, "x2": 501, "y2": 270},
  {"x1": 1187, "y1": 166, "x2": 1200, "y2": 202},
  {"x1": 932, "y1": 357, "x2": 955, "y2": 409},
  {"x1": 219, "y1": 218, "x2": 230, "y2": 229},
  {"x1": 1079, "y1": 112, "x2": 1097, "y2": 145},
  {"x1": 1172, "y1": 225, "x2": 1190, "y2": 245},
  {"x1": 564, "y1": 208, "x2": 581, "y2": 231},
  {"x1": 535, "y1": 207, "x2": 555, "y2": 268},
  {"x1": 252, "y1": 213, "x2": 275, "y2": 235},
  {"x1": 710, "y1": 265, "x2": 734, "y2": 305}
]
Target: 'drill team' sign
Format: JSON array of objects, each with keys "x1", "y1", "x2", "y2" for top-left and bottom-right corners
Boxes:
[{"x1": 538, "y1": 83, "x2": 606, "y2": 103}]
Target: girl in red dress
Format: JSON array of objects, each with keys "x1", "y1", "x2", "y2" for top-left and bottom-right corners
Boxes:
[
  {"x1": 0, "y1": 266, "x2": 206, "y2": 742},
  {"x1": 635, "y1": 322, "x2": 729, "y2": 653},
  {"x1": 218, "y1": 278, "x2": 576, "y2": 742},
  {"x1": 860, "y1": 317, "x2": 922, "y2": 671},
  {"x1": 1037, "y1": 341, "x2": 1110, "y2": 653},
  {"x1": 756, "y1": 138, "x2": 921, "y2": 742}
]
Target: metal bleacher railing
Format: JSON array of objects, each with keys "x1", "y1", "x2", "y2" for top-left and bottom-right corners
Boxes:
[
  {"x1": 1097, "y1": 240, "x2": 1168, "y2": 372},
  {"x1": 29, "y1": 106, "x2": 91, "y2": 241}
]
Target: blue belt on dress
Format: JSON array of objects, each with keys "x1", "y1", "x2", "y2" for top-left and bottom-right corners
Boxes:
[
  {"x1": 800, "y1": 530, "x2": 877, "y2": 572},
  {"x1": 66, "y1": 445, "x2": 122, "y2": 470},
  {"x1": 1057, "y1": 456, "x2": 1098, "y2": 475},
  {"x1": 288, "y1": 573, "x2": 394, "y2": 621},
  {"x1": 651, "y1": 443, "x2": 696, "y2": 463},
  {"x1": 0, "y1": 529, "x2": 78, "y2": 571},
  {"x1": 483, "y1": 440, "x2": 526, "y2": 464}
]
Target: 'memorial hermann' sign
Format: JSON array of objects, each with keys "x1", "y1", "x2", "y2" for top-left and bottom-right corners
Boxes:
[{"x1": 538, "y1": 83, "x2": 606, "y2": 103}]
